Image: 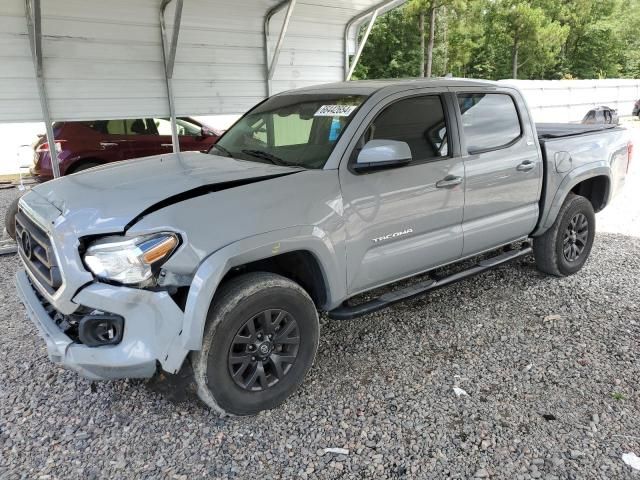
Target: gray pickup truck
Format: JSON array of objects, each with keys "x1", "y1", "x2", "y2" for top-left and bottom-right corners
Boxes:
[{"x1": 15, "y1": 79, "x2": 631, "y2": 415}]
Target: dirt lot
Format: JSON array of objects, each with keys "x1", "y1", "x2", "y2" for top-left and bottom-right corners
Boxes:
[{"x1": 0, "y1": 124, "x2": 638, "y2": 479}]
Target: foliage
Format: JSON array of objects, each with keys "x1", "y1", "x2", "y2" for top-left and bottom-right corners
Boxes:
[{"x1": 354, "y1": 0, "x2": 639, "y2": 80}]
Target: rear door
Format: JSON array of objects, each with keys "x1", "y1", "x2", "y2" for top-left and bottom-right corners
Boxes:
[
  {"x1": 122, "y1": 118, "x2": 167, "y2": 159},
  {"x1": 96, "y1": 120, "x2": 134, "y2": 162},
  {"x1": 453, "y1": 89, "x2": 542, "y2": 256},
  {"x1": 340, "y1": 90, "x2": 465, "y2": 295}
]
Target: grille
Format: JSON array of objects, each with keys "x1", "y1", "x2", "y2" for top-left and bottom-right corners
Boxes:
[{"x1": 15, "y1": 208, "x2": 62, "y2": 295}]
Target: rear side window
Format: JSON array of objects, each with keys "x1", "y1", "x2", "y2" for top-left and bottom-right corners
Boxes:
[
  {"x1": 365, "y1": 95, "x2": 449, "y2": 161},
  {"x1": 124, "y1": 119, "x2": 157, "y2": 135},
  {"x1": 457, "y1": 93, "x2": 521, "y2": 153},
  {"x1": 106, "y1": 120, "x2": 125, "y2": 135}
]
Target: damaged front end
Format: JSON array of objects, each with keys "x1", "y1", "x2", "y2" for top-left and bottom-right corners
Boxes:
[{"x1": 14, "y1": 190, "x2": 189, "y2": 381}]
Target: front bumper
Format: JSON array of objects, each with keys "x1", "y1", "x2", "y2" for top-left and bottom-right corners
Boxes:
[{"x1": 16, "y1": 269, "x2": 188, "y2": 380}]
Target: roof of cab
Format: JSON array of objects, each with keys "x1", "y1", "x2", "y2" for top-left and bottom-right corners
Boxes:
[{"x1": 276, "y1": 77, "x2": 504, "y2": 96}]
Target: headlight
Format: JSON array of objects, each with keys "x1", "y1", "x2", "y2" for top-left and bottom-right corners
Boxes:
[{"x1": 84, "y1": 233, "x2": 179, "y2": 285}]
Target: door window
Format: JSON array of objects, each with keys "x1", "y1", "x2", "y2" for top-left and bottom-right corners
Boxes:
[
  {"x1": 154, "y1": 118, "x2": 202, "y2": 136},
  {"x1": 124, "y1": 119, "x2": 157, "y2": 135},
  {"x1": 457, "y1": 93, "x2": 521, "y2": 153},
  {"x1": 363, "y1": 95, "x2": 449, "y2": 162},
  {"x1": 105, "y1": 120, "x2": 126, "y2": 135}
]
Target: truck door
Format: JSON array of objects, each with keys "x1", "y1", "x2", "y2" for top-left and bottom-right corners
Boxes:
[
  {"x1": 340, "y1": 91, "x2": 465, "y2": 295},
  {"x1": 454, "y1": 90, "x2": 542, "y2": 256}
]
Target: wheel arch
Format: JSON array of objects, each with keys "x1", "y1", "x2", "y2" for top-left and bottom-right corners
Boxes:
[
  {"x1": 180, "y1": 226, "x2": 346, "y2": 351},
  {"x1": 65, "y1": 156, "x2": 105, "y2": 174},
  {"x1": 570, "y1": 175, "x2": 610, "y2": 213},
  {"x1": 217, "y1": 250, "x2": 328, "y2": 308},
  {"x1": 534, "y1": 165, "x2": 611, "y2": 236}
]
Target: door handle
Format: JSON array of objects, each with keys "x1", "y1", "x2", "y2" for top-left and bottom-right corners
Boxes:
[
  {"x1": 517, "y1": 160, "x2": 535, "y2": 172},
  {"x1": 161, "y1": 143, "x2": 173, "y2": 147},
  {"x1": 100, "y1": 142, "x2": 119, "y2": 147},
  {"x1": 435, "y1": 175, "x2": 463, "y2": 188}
]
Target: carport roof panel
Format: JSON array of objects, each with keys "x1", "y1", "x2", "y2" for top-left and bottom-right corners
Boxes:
[{"x1": 0, "y1": 0, "x2": 405, "y2": 123}]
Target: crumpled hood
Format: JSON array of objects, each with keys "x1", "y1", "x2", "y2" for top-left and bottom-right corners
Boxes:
[{"x1": 30, "y1": 151, "x2": 302, "y2": 235}]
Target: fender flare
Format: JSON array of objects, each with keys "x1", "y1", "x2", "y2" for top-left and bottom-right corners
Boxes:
[
  {"x1": 179, "y1": 225, "x2": 346, "y2": 351},
  {"x1": 534, "y1": 163, "x2": 611, "y2": 236}
]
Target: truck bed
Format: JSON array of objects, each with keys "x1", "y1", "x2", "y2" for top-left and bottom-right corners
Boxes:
[
  {"x1": 536, "y1": 122, "x2": 620, "y2": 139},
  {"x1": 534, "y1": 122, "x2": 630, "y2": 235}
]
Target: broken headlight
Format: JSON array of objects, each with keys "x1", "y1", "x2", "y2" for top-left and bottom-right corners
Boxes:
[{"x1": 83, "y1": 233, "x2": 179, "y2": 285}]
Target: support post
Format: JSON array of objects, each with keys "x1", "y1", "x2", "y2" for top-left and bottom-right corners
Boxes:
[
  {"x1": 346, "y1": 9, "x2": 379, "y2": 81},
  {"x1": 160, "y1": 0, "x2": 183, "y2": 153},
  {"x1": 25, "y1": 0, "x2": 60, "y2": 178},
  {"x1": 344, "y1": 0, "x2": 406, "y2": 81},
  {"x1": 263, "y1": 0, "x2": 297, "y2": 96}
]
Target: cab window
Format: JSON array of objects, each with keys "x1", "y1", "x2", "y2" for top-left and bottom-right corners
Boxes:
[
  {"x1": 457, "y1": 93, "x2": 521, "y2": 153},
  {"x1": 361, "y1": 95, "x2": 449, "y2": 162}
]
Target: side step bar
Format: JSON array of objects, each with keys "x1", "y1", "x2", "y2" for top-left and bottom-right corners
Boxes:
[{"x1": 328, "y1": 244, "x2": 532, "y2": 320}]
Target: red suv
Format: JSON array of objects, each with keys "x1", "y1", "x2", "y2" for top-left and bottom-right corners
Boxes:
[{"x1": 31, "y1": 117, "x2": 220, "y2": 181}]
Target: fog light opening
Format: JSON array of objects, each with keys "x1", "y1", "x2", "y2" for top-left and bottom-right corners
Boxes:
[{"x1": 78, "y1": 313, "x2": 124, "y2": 347}]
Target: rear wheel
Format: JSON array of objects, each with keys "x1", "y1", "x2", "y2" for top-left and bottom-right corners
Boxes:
[
  {"x1": 191, "y1": 272, "x2": 319, "y2": 416},
  {"x1": 533, "y1": 193, "x2": 595, "y2": 276},
  {"x1": 4, "y1": 196, "x2": 20, "y2": 240}
]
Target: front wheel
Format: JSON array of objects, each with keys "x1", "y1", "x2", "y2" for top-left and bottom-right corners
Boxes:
[
  {"x1": 4, "y1": 196, "x2": 21, "y2": 240},
  {"x1": 533, "y1": 193, "x2": 595, "y2": 277},
  {"x1": 191, "y1": 272, "x2": 319, "y2": 416}
]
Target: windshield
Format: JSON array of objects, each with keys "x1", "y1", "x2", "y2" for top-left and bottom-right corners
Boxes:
[{"x1": 211, "y1": 94, "x2": 367, "y2": 169}]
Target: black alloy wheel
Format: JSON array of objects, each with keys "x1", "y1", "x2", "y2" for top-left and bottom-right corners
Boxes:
[
  {"x1": 562, "y1": 212, "x2": 589, "y2": 262},
  {"x1": 228, "y1": 309, "x2": 300, "y2": 391},
  {"x1": 533, "y1": 193, "x2": 596, "y2": 277},
  {"x1": 191, "y1": 272, "x2": 319, "y2": 416}
]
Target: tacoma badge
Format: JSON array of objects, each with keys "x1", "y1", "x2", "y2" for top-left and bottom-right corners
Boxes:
[{"x1": 372, "y1": 228, "x2": 414, "y2": 244}]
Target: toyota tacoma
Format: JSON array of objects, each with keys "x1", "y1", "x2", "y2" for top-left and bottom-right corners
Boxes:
[{"x1": 15, "y1": 79, "x2": 632, "y2": 415}]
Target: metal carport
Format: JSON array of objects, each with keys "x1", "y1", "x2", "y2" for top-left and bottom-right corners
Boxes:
[{"x1": 1, "y1": 0, "x2": 405, "y2": 176}]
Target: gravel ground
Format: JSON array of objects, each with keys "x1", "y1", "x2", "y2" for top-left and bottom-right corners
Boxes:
[{"x1": 1, "y1": 179, "x2": 639, "y2": 479}]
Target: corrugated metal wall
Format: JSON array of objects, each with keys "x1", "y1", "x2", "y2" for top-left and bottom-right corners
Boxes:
[
  {"x1": 502, "y1": 79, "x2": 640, "y2": 123},
  {"x1": 0, "y1": 0, "x2": 399, "y2": 123}
]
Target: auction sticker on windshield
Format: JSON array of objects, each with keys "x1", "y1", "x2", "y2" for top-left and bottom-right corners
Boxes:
[{"x1": 314, "y1": 105, "x2": 358, "y2": 117}]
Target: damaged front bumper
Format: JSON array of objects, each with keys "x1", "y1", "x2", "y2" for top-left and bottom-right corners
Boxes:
[{"x1": 16, "y1": 269, "x2": 189, "y2": 380}]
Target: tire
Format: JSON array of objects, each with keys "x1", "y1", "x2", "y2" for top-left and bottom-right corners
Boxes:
[
  {"x1": 191, "y1": 272, "x2": 319, "y2": 416},
  {"x1": 4, "y1": 196, "x2": 21, "y2": 240},
  {"x1": 533, "y1": 193, "x2": 595, "y2": 277},
  {"x1": 68, "y1": 160, "x2": 101, "y2": 174}
]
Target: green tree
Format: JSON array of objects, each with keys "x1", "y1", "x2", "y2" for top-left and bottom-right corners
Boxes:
[
  {"x1": 485, "y1": 1, "x2": 568, "y2": 79},
  {"x1": 354, "y1": 0, "x2": 639, "y2": 81},
  {"x1": 352, "y1": 9, "x2": 421, "y2": 79},
  {"x1": 405, "y1": 0, "x2": 464, "y2": 77}
]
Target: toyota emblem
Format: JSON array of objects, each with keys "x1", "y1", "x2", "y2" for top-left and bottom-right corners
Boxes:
[{"x1": 21, "y1": 230, "x2": 32, "y2": 259}]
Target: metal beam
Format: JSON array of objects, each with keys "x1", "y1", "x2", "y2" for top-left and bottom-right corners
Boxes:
[
  {"x1": 160, "y1": 0, "x2": 183, "y2": 153},
  {"x1": 344, "y1": 0, "x2": 406, "y2": 81},
  {"x1": 263, "y1": 0, "x2": 297, "y2": 96},
  {"x1": 346, "y1": 9, "x2": 379, "y2": 81},
  {"x1": 25, "y1": 0, "x2": 60, "y2": 178}
]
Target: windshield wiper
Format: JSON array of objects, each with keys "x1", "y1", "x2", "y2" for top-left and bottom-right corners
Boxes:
[
  {"x1": 241, "y1": 149, "x2": 287, "y2": 166},
  {"x1": 210, "y1": 144, "x2": 233, "y2": 158}
]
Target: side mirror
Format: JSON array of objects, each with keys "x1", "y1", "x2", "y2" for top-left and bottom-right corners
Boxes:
[
  {"x1": 199, "y1": 127, "x2": 216, "y2": 139},
  {"x1": 355, "y1": 139, "x2": 412, "y2": 171}
]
